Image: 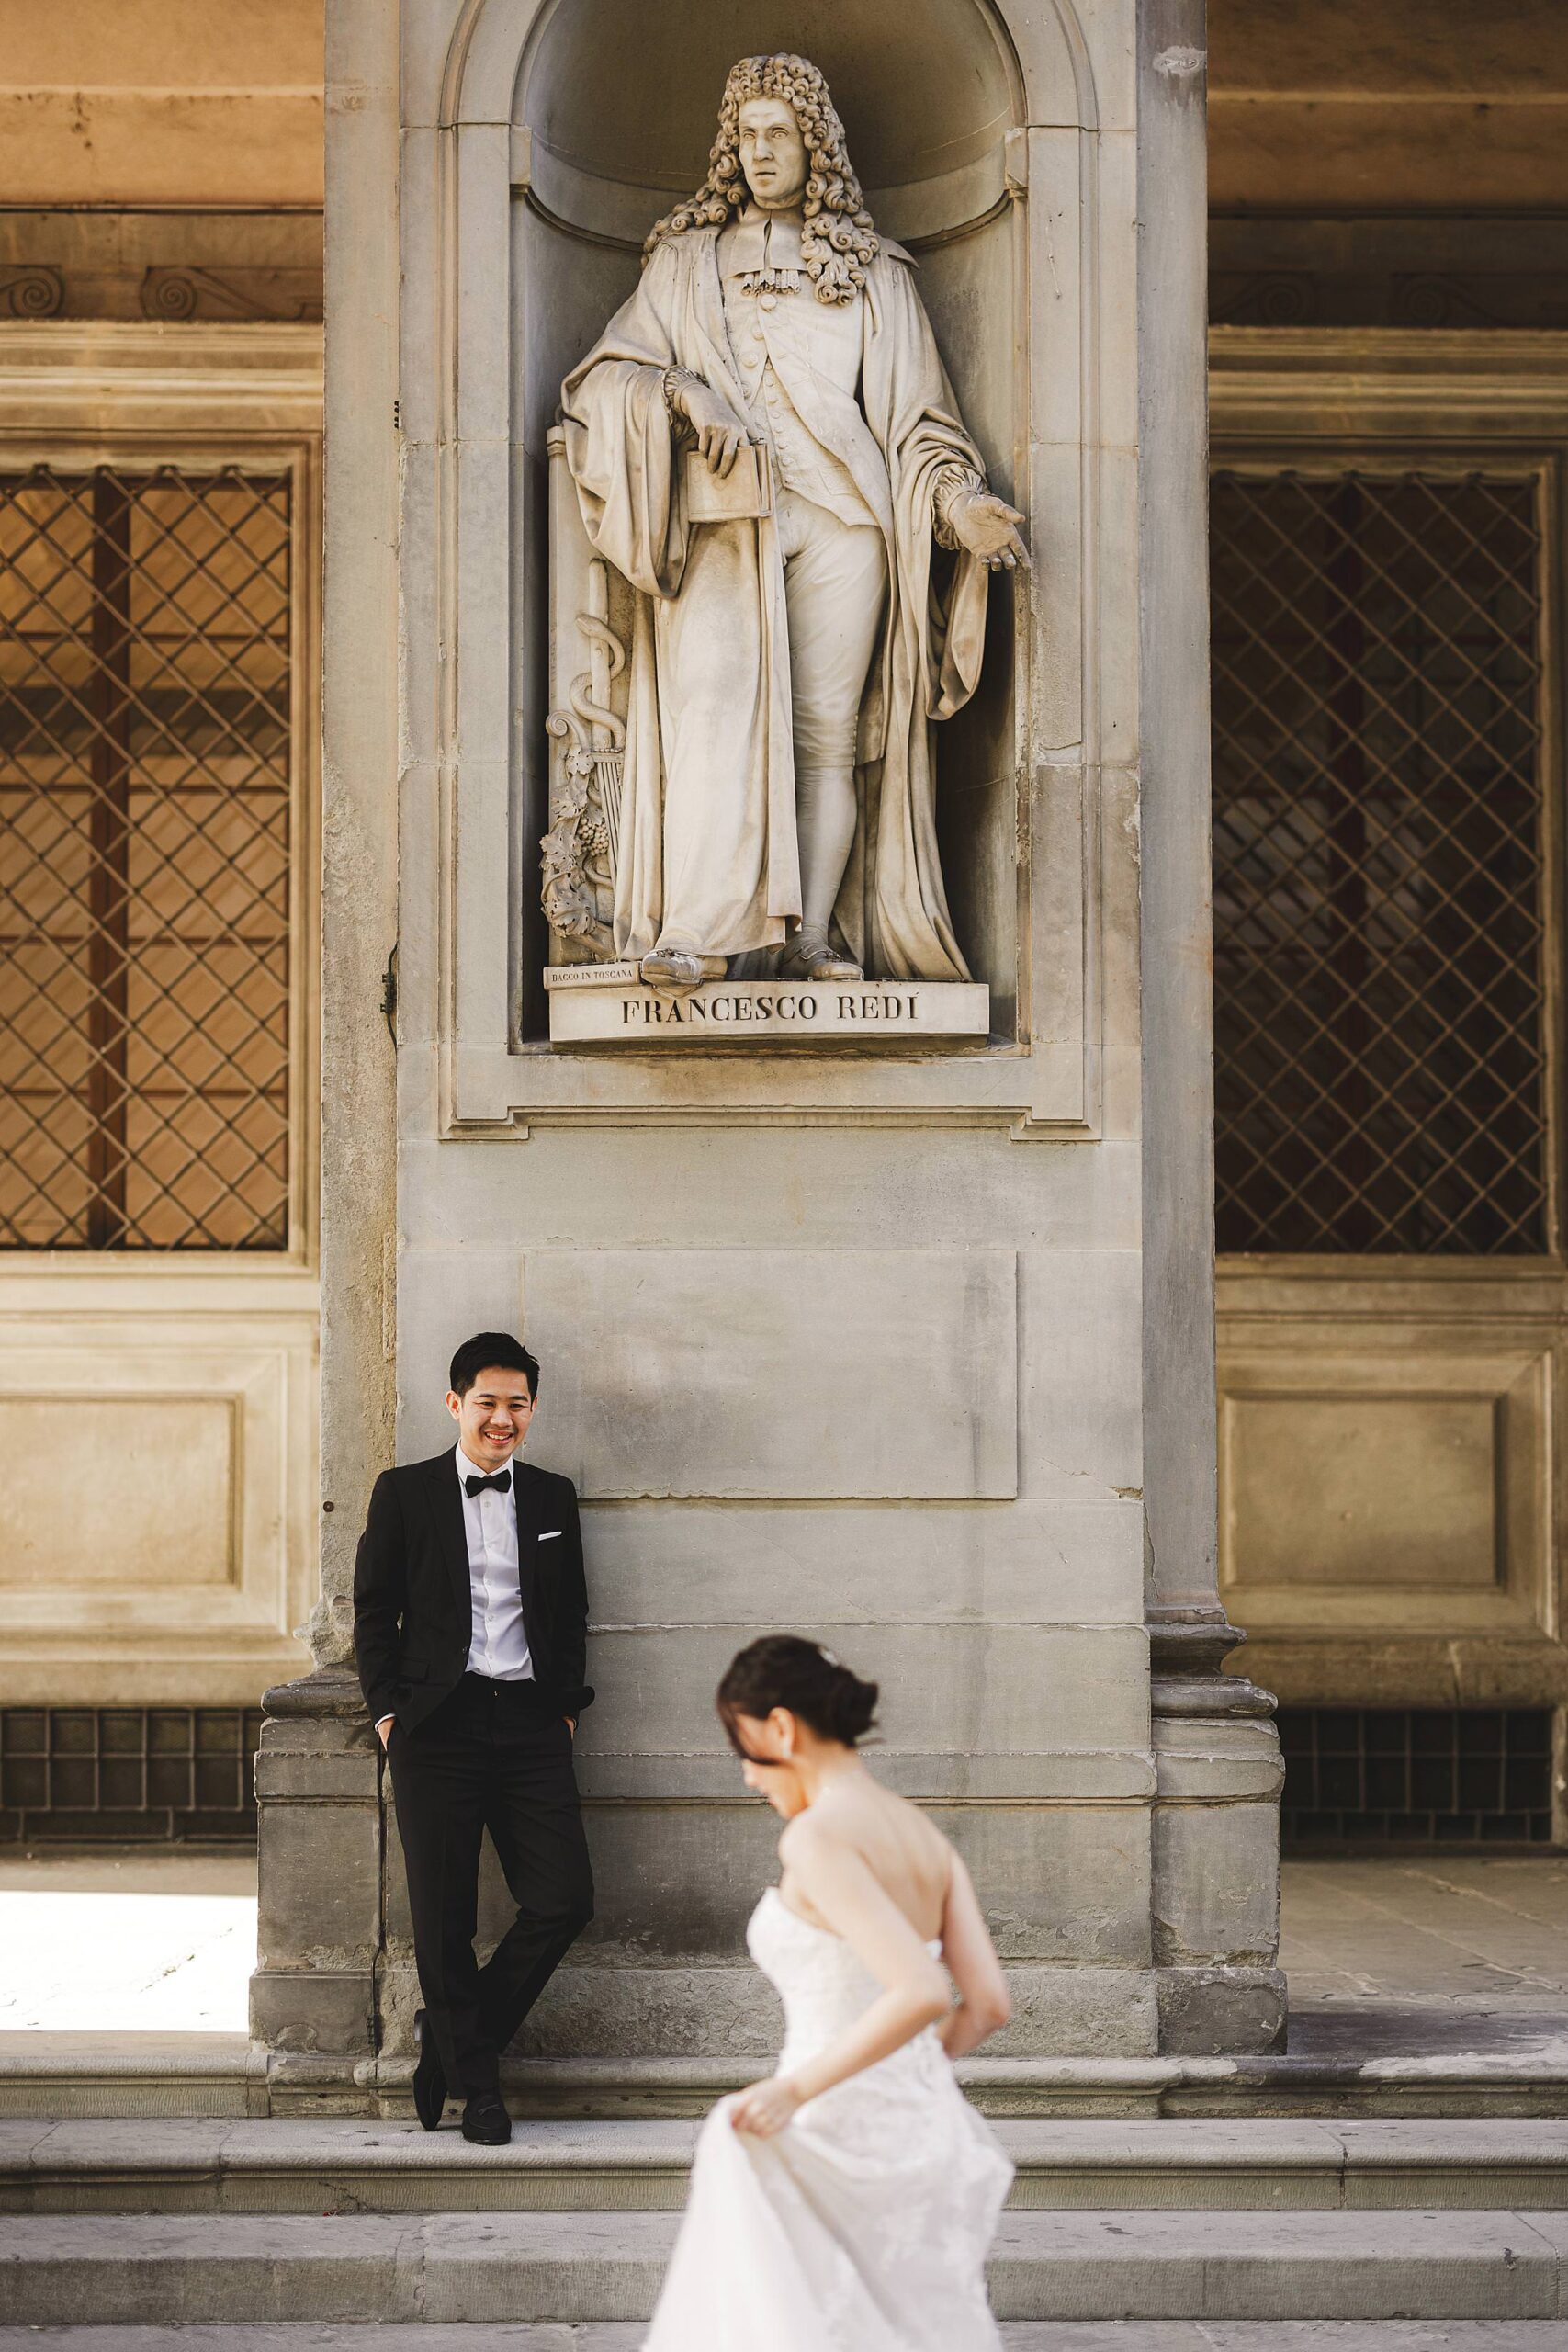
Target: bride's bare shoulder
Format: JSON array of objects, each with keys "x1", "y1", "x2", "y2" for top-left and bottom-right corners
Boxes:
[
  {"x1": 783, "y1": 1775, "x2": 936, "y2": 1867},
  {"x1": 777, "y1": 1786, "x2": 872, "y2": 1872},
  {"x1": 776, "y1": 1805, "x2": 838, "y2": 1866}
]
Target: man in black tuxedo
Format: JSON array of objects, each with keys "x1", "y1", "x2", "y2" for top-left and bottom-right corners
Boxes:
[{"x1": 354, "y1": 1331, "x2": 594, "y2": 2143}]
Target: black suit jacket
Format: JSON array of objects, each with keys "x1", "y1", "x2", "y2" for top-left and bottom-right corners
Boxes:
[{"x1": 353, "y1": 1452, "x2": 594, "y2": 1733}]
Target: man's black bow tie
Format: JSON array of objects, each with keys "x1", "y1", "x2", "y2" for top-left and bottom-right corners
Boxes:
[{"x1": 465, "y1": 1469, "x2": 512, "y2": 1497}]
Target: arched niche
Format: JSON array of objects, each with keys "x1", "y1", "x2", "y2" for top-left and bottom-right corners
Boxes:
[
  {"x1": 431, "y1": 0, "x2": 1101, "y2": 1119},
  {"x1": 521, "y1": 0, "x2": 1021, "y2": 244}
]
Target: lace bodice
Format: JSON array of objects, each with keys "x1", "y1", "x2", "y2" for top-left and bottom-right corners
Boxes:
[{"x1": 747, "y1": 1884, "x2": 944, "y2": 2079}]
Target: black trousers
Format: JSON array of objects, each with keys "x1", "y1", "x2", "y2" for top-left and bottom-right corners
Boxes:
[{"x1": 386, "y1": 1672, "x2": 594, "y2": 2098}]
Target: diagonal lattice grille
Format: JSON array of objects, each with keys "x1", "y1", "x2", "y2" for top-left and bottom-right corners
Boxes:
[
  {"x1": 1211, "y1": 468, "x2": 1546, "y2": 1255},
  {"x1": 0, "y1": 463, "x2": 292, "y2": 1249}
]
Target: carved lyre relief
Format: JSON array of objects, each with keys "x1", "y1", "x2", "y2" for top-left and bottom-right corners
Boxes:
[{"x1": 542, "y1": 557, "x2": 626, "y2": 962}]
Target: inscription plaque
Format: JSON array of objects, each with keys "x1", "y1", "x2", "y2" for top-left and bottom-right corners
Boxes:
[{"x1": 545, "y1": 965, "x2": 989, "y2": 1046}]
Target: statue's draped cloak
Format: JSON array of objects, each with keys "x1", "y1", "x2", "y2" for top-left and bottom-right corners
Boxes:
[{"x1": 561, "y1": 227, "x2": 989, "y2": 981}]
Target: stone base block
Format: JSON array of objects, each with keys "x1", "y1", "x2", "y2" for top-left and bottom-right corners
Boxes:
[
  {"x1": 250, "y1": 1969, "x2": 377, "y2": 2058},
  {"x1": 251, "y1": 1672, "x2": 383, "y2": 2063},
  {"x1": 1156, "y1": 1964, "x2": 1289, "y2": 2056},
  {"x1": 371, "y1": 1958, "x2": 1161, "y2": 2063}
]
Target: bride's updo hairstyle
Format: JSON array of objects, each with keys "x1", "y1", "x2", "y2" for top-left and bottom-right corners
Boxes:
[{"x1": 717, "y1": 1634, "x2": 880, "y2": 1754}]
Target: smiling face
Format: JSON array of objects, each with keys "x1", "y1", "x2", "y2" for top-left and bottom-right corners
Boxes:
[
  {"x1": 736, "y1": 96, "x2": 809, "y2": 212},
  {"x1": 446, "y1": 1365, "x2": 536, "y2": 1471}
]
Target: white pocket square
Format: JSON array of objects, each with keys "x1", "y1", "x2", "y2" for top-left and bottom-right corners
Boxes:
[{"x1": 538, "y1": 1529, "x2": 563, "y2": 1542}]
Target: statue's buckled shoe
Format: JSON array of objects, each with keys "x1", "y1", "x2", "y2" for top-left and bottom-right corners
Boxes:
[
  {"x1": 779, "y1": 935, "x2": 863, "y2": 985},
  {"x1": 641, "y1": 947, "x2": 725, "y2": 994}
]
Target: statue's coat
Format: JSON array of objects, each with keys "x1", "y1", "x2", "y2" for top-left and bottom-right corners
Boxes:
[{"x1": 561, "y1": 228, "x2": 990, "y2": 979}]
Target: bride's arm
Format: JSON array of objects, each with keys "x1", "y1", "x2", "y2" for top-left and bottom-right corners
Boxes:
[
  {"x1": 936, "y1": 1851, "x2": 1011, "y2": 2059},
  {"x1": 729, "y1": 1822, "x2": 951, "y2": 2137}
]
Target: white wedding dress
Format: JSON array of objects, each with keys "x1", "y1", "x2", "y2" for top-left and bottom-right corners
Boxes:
[{"x1": 644, "y1": 1886, "x2": 1013, "y2": 2349}]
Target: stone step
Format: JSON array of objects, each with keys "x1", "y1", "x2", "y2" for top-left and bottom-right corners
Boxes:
[
  {"x1": 0, "y1": 2036, "x2": 265, "y2": 2120},
  {"x1": 8, "y1": 2115, "x2": 1568, "y2": 2214},
  {"x1": 7, "y1": 2026, "x2": 1568, "y2": 2121},
  {"x1": 4, "y1": 2328, "x2": 1568, "y2": 2352},
  {"x1": 5, "y1": 2208, "x2": 1568, "y2": 2324}
]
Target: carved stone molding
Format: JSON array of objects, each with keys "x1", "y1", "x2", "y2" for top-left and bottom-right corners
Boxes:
[
  {"x1": 1210, "y1": 211, "x2": 1568, "y2": 333},
  {"x1": 141, "y1": 266, "x2": 323, "y2": 324},
  {"x1": 0, "y1": 267, "x2": 63, "y2": 320},
  {"x1": 0, "y1": 212, "x2": 324, "y2": 325},
  {"x1": 1146, "y1": 1608, "x2": 1278, "y2": 1721}
]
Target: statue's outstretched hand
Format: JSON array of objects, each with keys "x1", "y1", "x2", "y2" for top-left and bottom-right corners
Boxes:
[
  {"x1": 948, "y1": 490, "x2": 1029, "y2": 572},
  {"x1": 676, "y1": 376, "x2": 754, "y2": 481}
]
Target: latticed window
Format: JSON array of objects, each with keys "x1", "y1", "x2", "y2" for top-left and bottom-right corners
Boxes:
[
  {"x1": 1211, "y1": 467, "x2": 1547, "y2": 1254},
  {"x1": 0, "y1": 464, "x2": 293, "y2": 1249}
]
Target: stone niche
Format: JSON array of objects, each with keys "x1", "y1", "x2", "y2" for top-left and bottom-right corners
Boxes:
[{"x1": 430, "y1": 0, "x2": 1104, "y2": 1138}]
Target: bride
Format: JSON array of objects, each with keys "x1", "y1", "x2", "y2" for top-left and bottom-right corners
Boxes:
[{"x1": 645, "y1": 1634, "x2": 1015, "y2": 2350}]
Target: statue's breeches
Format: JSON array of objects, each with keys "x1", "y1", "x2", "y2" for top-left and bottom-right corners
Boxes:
[
  {"x1": 778, "y1": 492, "x2": 886, "y2": 770},
  {"x1": 649, "y1": 496, "x2": 886, "y2": 959}
]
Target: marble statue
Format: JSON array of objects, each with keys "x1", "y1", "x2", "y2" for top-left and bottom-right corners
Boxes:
[{"x1": 559, "y1": 52, "x2": 1026, "y2": 992}]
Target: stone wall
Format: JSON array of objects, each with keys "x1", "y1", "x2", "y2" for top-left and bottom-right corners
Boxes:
[{"x1": 252, "y1": 0, "x2": 1283, "y2": 2077}]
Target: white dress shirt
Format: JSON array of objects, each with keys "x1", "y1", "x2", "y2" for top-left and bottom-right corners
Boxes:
[{"x1": 457, "y1": 1443, "x2": 534, "y2": 1682}]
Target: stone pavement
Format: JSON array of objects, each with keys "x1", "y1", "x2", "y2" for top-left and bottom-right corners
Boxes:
[
  {"x1": 4, "y1": 1849, "x2": 1568, "y2": 2045},
  {"x1": 1281, "y1": 1856, "x2": 1568, "y2": 2064},
  {"x1": 0, "y1": 1850, "x2": 255, "y2": 2032},
  {"x1": 1285, "y1": 1859, "x2": 1568, "y2": 2010}
]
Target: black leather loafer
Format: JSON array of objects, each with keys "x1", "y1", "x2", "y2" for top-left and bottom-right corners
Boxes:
[
  {"x1": 412, "y1": 2008, "x2": 447, "y2": 2132},
  {"x1": 461, "y1": 2089, "x2": 512, "y2": 2145}
]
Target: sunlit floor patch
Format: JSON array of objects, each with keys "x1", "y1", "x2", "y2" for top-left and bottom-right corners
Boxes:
[{"x1": 0, "y1": 1852, "x2": 256, "y2": 2031}]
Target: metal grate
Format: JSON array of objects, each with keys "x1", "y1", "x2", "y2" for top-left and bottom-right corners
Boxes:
[
  {"x1": 1279, "y1": 1706, "x2": 1553, "y2": 1848},
  {"x1": 0, "y1": 463, "x2": 293, "y2": 1249},
  {"x1": 0, "y1": 1705, "x2": 263, "y2": 1842},
  {"x1": 1211, "y1": 469, "x2": 1546, "y2": 1254}
]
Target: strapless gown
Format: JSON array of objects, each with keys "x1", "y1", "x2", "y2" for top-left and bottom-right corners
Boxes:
[{"x1": 643, "y1": 1885, "x2": 1013, "y2": 2349}]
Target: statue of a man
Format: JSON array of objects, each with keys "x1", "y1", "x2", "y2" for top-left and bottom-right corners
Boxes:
[{"x1": 562, "y1": 53, "x2": 1025, "y2": 991}]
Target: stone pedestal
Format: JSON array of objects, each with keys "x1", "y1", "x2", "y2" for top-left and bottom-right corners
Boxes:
[
  {"x1": 252, "y1": 0, "x2": 1283, "y2": 2091},
  {"x1": 1148, "y1": 1618, "x2": 1286, "y2": 2053},
  {"x1": 250, "y1": 1672, "x2": 380, "y2": 2084}
]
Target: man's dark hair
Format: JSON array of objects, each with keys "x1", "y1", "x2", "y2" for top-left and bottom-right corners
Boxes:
[{"x1": 448, "y1": 1331, "x2": 541, "y2": 1400}]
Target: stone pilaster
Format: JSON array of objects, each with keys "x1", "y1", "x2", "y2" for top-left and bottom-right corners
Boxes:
[
  {"x1": 250, "y1": 1671, "x2": 382, "y2": 2083},
  {"x1": 1147, "y1": 1616, "x2": 1286, "y2": 2052},
  {"x1": 248, "y1": 0, "x2": 400, "y2": 2085},
  {"x1": 1136, "y1": 0, "x2": 1284, "y2": 2053}
]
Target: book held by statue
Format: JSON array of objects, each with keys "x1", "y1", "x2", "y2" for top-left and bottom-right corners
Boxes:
[{"x1": 683, "y1": 441, "x2": 773, "y2": 523}]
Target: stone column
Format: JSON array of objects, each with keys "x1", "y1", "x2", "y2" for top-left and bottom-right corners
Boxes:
[
  {"x1": 249, "y1": 0, "x2": 400, "y2": 2086},
  {"x1": 1136, "y1": 0, "x2": 1285, "y2": 2053}
]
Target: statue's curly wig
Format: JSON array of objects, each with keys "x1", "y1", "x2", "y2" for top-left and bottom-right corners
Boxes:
[{"x1": 644, "y1": 54, "x2": 878, "y2": 307}]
